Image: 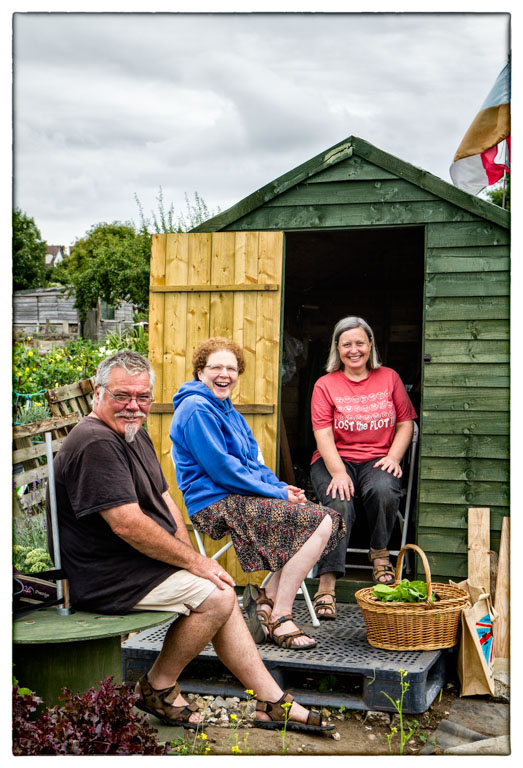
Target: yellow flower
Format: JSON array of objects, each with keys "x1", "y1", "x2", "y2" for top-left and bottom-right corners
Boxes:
[
  {"x1": 232, "y1": 746, "x2": 242, "y2": 754},
  {"x1": 230, "y1": 714, "x2": 237, "y2": 721},
  {"x1": 77, "y1": 366, "x2": 82, "y2": 371},
  {"x1": 244, "y1": 689, "x2": 254, "y2": 696},
  {"x1": 35, "y1": 401, "x2": 41, "y2": 406},
  {"x1": 205, "y1": 746, "x2": 211, "y2": 754},
  {"x1": 25, "y1": 367, "x2": 30, "y2": 373},
  {"x1": 28, "y1": 351, "x2": 33, "y2": 357},
  {"x1": 197, "y1": 732, "x2": 208, "y2": 740}
]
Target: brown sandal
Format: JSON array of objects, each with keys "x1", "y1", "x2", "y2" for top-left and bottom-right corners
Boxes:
[
  {"x1": 369, "y1": 548, "x2": 395, "y2": 585},
  {"x1": 254, "y1": 691, "x2": 334, "y2": 733},
  {"x1": 135, "y1": 674, "x2": 200, "y2": 729},
  {"x1": 243, "y1": 584, "x2": 274, "y2": 644},
  {"x1": 267, "y1": 614, "x2": 317, "y2": 650},
  {"x1": 313, "y1": 590, "x2": 337, "y2": 620}
]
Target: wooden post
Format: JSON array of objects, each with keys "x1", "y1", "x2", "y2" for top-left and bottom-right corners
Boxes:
[
  {"x1": 467, "y1": 508, "x2": 490, "y2": 590},
  {"x1": 494, "y1": 516, "x2": 510, "y2": 659}
]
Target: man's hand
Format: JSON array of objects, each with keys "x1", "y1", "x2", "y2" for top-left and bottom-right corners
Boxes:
[{"x1": 189, "y1": 552, "x2": 236, "y2": 589}]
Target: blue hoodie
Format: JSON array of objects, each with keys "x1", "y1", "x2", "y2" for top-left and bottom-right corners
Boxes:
[{"x1": 170, "y1": 381, "x2": 288, "y2": 517}]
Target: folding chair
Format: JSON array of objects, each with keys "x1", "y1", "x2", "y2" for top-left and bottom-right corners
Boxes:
[
  {"x1": 192, "y1": 527, "x2": 320, "y2": 627},
  {"x1": 345, "y1": 421, "x2": 419, "y2": 578}
]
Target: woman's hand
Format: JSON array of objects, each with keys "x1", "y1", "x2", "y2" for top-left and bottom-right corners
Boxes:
[
  {"x1": 326, "y1": 471, "x2": 354, "y2": 501},
  {"x1": 374, "y1": 455, "x2": 403, "y2": 477},
  {"x1": 286, "y1": 485, "x2": 307, "y2": 504}
]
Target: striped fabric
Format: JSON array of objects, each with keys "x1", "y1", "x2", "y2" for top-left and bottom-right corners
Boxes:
[{"x1": 450, "y1": 60, "x2": 511, "y2": 194}]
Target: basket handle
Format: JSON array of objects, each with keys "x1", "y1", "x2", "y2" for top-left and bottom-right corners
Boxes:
[{"x1": 394, "y1": 544, "x2": 433, "y2": 604}]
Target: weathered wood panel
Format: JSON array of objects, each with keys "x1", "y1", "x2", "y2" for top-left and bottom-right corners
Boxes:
[
  {"x1": 421, "y1": 411, "x2": 509, "y2": 436},
  {"x1": 420, "y1": 433, "x2": 508, "y2": 459},
  {"x1": 419, "y1": 457, "x2": 509, "y2": 483},
  {"x1": 426, "y1": 245, "x2": 509, "y2": 273},
  {"x1": 424, "y1": 339, "x2": 509, "y2": 363},
  {"x1": 422, "y1": 386, "x2": 509, "y2": 411},
  {"x1": 227, "y1": 201, "x2": 478, "y2": 231},
  {"x1": 148, "y1": 232, "x2": 284, "y2": 585},
  {"x1": 422, "y1": 363, "x2": 509, "y2": 388},
  {"x1": 265, "y1": 179, "x2": 439, "y2": 206},
  {"x1": 425, "y1": 296, "x2": 509, "y2": 321},
  {"x1": 308, "y1": 154, "x2": 398, "y2": 182},
  {"x1": 426, "y1": 221, "x2": 509, "y2": 248},
  {"x1": 424, "y1": 319, "x2": 509, "y2": 340},
  {"x1": 419, "y1": 479, "x2": 508, "y2": 507},
  {"x1": 425, "y1": 272, "x2": 509, "y2": 298},
  {"x1": 417, "y1": 504, "x2": 508, "y2": 531}
]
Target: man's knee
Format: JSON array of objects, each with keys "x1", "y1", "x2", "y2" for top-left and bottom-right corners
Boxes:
[{"x1": 200, "y1": 582, "x2": 236, "y2": 620}]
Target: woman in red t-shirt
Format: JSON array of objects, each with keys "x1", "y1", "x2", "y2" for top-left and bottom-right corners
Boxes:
[{"x1": 310, "y1": 316, "x2": 417, "y2": 620}]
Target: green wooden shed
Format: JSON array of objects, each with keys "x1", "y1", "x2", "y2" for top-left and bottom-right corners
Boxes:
[{"x1": 187, "y1": 134, "x2": 510, "y2": 587}]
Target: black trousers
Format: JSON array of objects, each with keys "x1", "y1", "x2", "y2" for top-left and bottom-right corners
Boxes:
[{"x1": 310, "y1": 456, "x2": 403, "y2": 578}]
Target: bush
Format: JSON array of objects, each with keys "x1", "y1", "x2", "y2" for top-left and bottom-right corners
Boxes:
[{"x1": 12, "y1": 677, "x2": 169, "y2": 755}]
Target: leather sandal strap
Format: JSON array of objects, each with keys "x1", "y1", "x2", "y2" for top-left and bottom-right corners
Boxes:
[
  {"x1": 268, "y1": 614, "x2": 293, "y2": 632},
  {"x1": 257, "y1": 587, "x2": 274, "y2": 609},
  {"x1": 256, "y1": 692, "x2": 294, "y2": 722},
  {"x1": 138, "y1": 675, "x2": 198, "y2": 719},
  {"x1": 307, "y1": 709, "x2": 322, "y2": 727},
  {"x1": 369, "y1": 548, "x2": 390, "y2": 561}
]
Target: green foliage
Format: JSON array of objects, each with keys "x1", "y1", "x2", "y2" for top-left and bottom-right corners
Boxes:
[
  {"x1": 13, "y1": 332, "x2": 149, "y2": 405},
  {"x1": 13, "y1": 337, "x2": 104, "y2": 397},
  {"x1": 13, "y1": 209, "x2": 48, "y2": 291},
  {"x1": 485, "y1": 174, "x2": 510, "y2": 210},
  {"x1": 13, "y1": 545, "x2": 53, "y2": 574},
  {"x1": 13, "y1": 512, "x2": 49, "y2": 551},
  {"x1": 136, "y1": 187, "x2": 220, "y2": 234},
  {"x1": 383, "y1": 670, "x2": 416, "y2": 755},
  {"x1": 15, "y1": 400, "x2": 52, "y2": 425},
  {"x1": 372, "y1": 579, "x2": 434, "y2": 603},
  {"x1": 54, "y1": 222, "x2": 151, "y2": 319}
]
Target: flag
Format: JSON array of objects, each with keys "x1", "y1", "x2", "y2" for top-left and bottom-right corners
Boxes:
[{"x1": 450, "y1": 60, "x2": 511, "y2": 194}]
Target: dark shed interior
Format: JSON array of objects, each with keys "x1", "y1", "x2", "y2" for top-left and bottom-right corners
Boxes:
[{"x1": 281, "y1": 226, "x2": 424, "y2": 467}]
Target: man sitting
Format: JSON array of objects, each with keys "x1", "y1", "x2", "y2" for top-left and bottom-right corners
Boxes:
[{"x1": 47, "y1": 350, "x2": 332, "y2": 733}]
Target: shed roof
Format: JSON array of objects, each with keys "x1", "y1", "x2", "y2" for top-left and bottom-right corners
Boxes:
[{"x1": 193, "y1": 135, "x2": 509, "y2": 233}]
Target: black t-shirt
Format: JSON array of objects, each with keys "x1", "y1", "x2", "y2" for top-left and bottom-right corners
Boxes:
[{"x1": 46, "y1": 416, "x2": 179, "y2": 613}]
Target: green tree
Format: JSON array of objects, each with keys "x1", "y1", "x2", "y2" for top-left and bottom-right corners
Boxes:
[
  {"x1": 485, "y1": 173, "x2": 510, "y2": 210},
  {"x1": 12, "y1": 209, "x2": 48, "y2": 291},
  {"x1": 55, "y1": 221, "x2": 151, "y2": 320}
]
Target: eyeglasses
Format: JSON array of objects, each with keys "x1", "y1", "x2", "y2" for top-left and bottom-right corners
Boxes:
[
  {"x1": 103, "y1": 387, "x2": 154, "y2": 406},
  {"x1": 204, "y1": 365, "x2": 239, "y2": 374}
]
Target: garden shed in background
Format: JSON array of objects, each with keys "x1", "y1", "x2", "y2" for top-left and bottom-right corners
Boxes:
[{"x1": 147, "y1": 135, "x2": 509, "y2": 594}]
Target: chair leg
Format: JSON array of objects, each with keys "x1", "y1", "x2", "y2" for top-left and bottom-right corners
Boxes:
[{"x1": 300, "y1": 579, "x2": 320, "y2": 628}]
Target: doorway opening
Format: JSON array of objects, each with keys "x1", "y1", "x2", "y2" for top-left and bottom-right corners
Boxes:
[{"x1": 280, "y1": 227, "x2": 424, "y2": 574}]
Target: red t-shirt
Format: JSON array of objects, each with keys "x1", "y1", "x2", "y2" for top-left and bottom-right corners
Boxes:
[{"x1": 311, "y1": 367, "x2": 417, "y2": 464}]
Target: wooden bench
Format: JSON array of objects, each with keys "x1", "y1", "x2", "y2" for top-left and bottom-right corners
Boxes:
[{"x1": 13, "y1": 412, "x2": 176, "y2": 706}]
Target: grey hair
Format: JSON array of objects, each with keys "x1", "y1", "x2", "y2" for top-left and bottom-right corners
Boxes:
[
  {"x1": 325, "y1": 316, "x2": 381, "y2": 373},
  {"x1": 95, "y1": 350, "x2": 155, "y2": 403}
]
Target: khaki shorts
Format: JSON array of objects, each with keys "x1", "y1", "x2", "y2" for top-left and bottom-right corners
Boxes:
[{"x1": 132, "y1": 570, "x2": 217, "y2": 616}]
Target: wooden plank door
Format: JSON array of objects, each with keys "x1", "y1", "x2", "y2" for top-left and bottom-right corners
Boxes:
[{"x1": 148, "y1": 231, "x2": 284, "y2": 585}]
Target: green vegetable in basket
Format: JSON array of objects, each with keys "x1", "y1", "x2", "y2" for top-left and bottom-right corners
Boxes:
[{"x1": 372, "y1": 578, "x2": 434, "y2": 603}]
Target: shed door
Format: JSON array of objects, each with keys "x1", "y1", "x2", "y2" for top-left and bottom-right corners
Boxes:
[{"x1": 148, "y1": 231, "x2": 284, "y2": 584}]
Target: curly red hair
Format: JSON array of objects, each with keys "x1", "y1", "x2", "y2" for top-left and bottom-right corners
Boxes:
[{"x1": 192, "y1": 337, "x2": 246, "y2": 379}]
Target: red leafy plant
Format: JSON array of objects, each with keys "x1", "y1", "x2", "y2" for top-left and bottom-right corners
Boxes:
[{"x1": 13, "y1": 675, "x2": 169, "y2": 755}]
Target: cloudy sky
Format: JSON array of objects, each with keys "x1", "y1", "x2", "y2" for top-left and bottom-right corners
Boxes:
[{"x1": 11, "y1": 5, "x2": 511, "y2": 248}]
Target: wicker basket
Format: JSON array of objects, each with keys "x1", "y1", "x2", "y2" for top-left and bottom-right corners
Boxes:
[{"x1": 355, "y1": 544, "x2": 470, "y2": 651}]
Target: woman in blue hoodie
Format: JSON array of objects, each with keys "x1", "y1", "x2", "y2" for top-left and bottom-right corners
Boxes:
[{"x1": 170, "y1": 337, "x2": 345, "y2": 651}]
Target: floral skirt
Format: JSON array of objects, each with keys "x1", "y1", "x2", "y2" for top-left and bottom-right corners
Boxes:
[{"x1": 191, "y1": 495, "x2": 346, "y2": 573}]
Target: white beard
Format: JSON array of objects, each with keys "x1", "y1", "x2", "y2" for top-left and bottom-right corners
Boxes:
[{"x1": 123, "y1": 422, "x2": 140, "y2": 443}]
